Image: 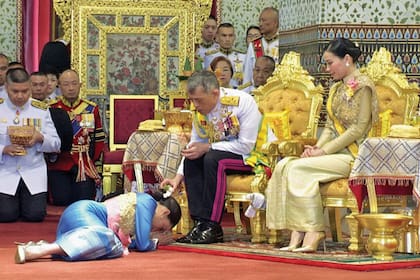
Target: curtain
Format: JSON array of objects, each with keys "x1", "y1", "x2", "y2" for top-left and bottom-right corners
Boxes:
[{"x1": 23, "y1": 0, "x2": 51, "y2": 73}]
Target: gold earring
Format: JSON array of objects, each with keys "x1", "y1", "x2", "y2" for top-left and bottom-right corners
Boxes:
[{"x1": 345, "y1": 62, "x2": 349, "y2": 67}]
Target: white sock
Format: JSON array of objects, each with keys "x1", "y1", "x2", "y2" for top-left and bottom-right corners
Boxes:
[{"x1": 244, "y1": 193, "x2": 266, "y2": 218}]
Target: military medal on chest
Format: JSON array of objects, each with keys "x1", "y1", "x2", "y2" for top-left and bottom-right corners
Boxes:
[{"x1": 13, "y1": 109, "x2": 20, "y2": 124}]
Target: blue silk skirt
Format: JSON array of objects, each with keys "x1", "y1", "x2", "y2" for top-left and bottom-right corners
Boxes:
[{"x1": 54, "y1": 200, "x2": 124, "y2": 261}]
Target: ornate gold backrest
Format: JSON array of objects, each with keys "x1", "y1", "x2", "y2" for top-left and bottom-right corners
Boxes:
[
  {"x1": 361, "y1": 47, "x2": 419, "y2": 126},
  {"x1": 254, "y1": 52, "x2": 324, "y2": 139},
  {"x1": 53, "y1": 0, "x2": 211, "y2": 109}
]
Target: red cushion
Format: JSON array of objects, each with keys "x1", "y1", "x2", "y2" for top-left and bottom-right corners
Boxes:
[
  {"x1": 113, "y1": 98, "x2": 156, "y2": 145},
  {"x1": 103, "y1": 150, "x2": 125, "y2": 164},
  {"x1": 173, "y1": 98, "x2": 186, "y2": 109}
]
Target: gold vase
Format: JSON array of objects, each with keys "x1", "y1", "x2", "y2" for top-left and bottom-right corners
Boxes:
[{"x1": 355, "y1": 213, "x2": 412, "y2": 261}]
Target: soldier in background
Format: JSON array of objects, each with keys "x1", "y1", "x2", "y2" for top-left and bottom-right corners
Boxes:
[
  {"x1": 0, "y1": 68, "x2": 60, "y2": 222},
  {"x1": 241, "y1": 55, "x2": 276, "y2": 94},
  {"x1": 0, "y1": 54, "x2": 9, "y2": 99},
  {"x1": 48, "y1": 69, "x2": 105, "y2": 206},
  {"x1": 204, "y1": 23, "x2": 246, "y2": 88},
  {"x1": 243, "y1": 7, "x2": 280, "y2": 86},
  {"x1": 195, "y1": 15, "x2": 219, "y2": 69}
]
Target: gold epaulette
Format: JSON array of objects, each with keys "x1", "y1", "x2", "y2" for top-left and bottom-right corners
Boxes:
[
  {"x1": 82, "y1": 98, "x2": 97, "y2": 106},
  {"x1": 221, "y1": 96, "x2": 240, "y2": 106},
  {"x1": 237, "y1": 81, "x2": 252, "y2": 90},
  {"x1": 0, "y1": 98, "x2": 4, "y2": 104},
  {"x1": 205, "y1": 49, "x2": 219, "y2": 56},
  {"x1": 48, "y1": 98, "x2": 58, "y2": 106},
  {"x1": 31, "y1": 99, "x2": 48, "y2": 110}
]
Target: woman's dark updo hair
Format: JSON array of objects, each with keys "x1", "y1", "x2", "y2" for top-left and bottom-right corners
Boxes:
[
  {"x1": 324, "y1": 38, "x2": 361, "y2": 62},
  {"x1": 150, "y1": 191, "x2": 182, "y2": 228},
  {"x1": 101, "y1": 190, "x2": 182, "y2": 228}
]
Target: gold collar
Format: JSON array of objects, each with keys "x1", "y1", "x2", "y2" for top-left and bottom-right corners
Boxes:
[
  {"x1": 200, "y1": 41, "x2": 214, "y2": 48},
  {"x1": 219, "y1": 47, "x2": 233, "y2": 55},
  {"x1": 264, "y1": 34, "x2": 279, "y2": 43},
  {"x1": 61, "y1": 96, "x2": 81, "y2": 108}
]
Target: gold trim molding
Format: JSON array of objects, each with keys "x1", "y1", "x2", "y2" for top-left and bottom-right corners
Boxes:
[{"x1": 53, "y1": 0, "x2": 212, "y2": 101}]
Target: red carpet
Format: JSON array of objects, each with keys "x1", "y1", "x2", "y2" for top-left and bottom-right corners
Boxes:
[{"x1": 2, "y1": 206, "x2": 420, "y2": 279}]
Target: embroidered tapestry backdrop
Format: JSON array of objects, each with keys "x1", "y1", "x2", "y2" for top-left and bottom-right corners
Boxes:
[
  {"x1": 219, "y1": 0, "x2": 419, "y2": 52},
  {"x1": 0, "y1": 0, "x2": 22, "y2": 61}
]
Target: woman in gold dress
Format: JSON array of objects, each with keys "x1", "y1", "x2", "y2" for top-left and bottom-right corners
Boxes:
[{"x1": 262, "y1": 38, "x2": 378, "y2": 252}]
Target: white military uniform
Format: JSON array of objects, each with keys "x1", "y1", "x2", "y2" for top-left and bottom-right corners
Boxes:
[
  {"x1": 195, "y1": 42, "x2": 219, "y2": 69},
  {"x1": 0, "y1": 97, "x2": 61, "y2": 196},
  {"x1": 203, "y1": 48, "x2": 246, "y2": 88},
  {"x1": 243, "y1": 35, "x2": 280, "y2": 86},
  {"x1": 0, "y1": 85, "x2": 6, "y2": 99}
]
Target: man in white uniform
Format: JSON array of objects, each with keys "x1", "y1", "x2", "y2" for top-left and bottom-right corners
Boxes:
[
  {"x1": 0, "y1": 68, "x2": 60, "y2": 222},
  {"x1": 195, "y1": 15, "x2": 219, "y2": 69},
  {"x1": 161, "y1": 70, "x2": 261, "y2": 244},
  {"x1": 204, "y1": 23, "x2": 246, "y2": 88},
  {"x1": 0, "y1": 54, "x2": 9, "y2": 99},
  {"x1": 243, "y1": 7, "x2": 280, "y2": 86}
]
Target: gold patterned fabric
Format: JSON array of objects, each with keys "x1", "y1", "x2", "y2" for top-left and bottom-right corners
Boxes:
[
  {"x1": 122, "y1": 131, "x2": 188, "y2": 182},
  {"x1": 265, "y1": 71, "x2": 377, "y2": 232}
]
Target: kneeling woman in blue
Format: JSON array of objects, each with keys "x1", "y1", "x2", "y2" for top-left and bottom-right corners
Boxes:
[{"x1": 15, "y1": 192, "x2": 181, "y2": 264}]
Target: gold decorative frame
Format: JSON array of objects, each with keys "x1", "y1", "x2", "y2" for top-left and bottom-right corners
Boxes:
[{"x1": 53, "y1": 0, "x2": 211, "y2": 107}]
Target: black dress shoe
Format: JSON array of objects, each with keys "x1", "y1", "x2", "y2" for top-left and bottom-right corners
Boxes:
[
  {"x1": 189, "y1": 222, "x2": 223, "y2": 244},
  {"x1": 176, "y1": 221, "x2": 205, "y2": 243}
]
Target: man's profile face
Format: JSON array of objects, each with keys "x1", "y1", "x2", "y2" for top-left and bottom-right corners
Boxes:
[
  {"x1": 259, "y1": 10, "x2": 278, "y2": 36},
  {"x1": 30, "y1": 75, "x2": 49, "y2": 101},
  {"x1": 6, "y1": 81, "x2": 31, "y2": 107},
  {"x1": 216, "y1": 27, "x2": 236, "y2": 50},
  {"x1": 0, "y1": 56, "x2": 9, "y2": 86},
  {"x1": 253, "y1": 58, "x2": 275, "y2": 87},
  {"x1": 201, "y1": 18, "x2": 217, "y2": 43},
  {"x1": 59, "y1": 70, "x2": 81, "y2": 103},
  {"x1": 188, "y1": 86, "x2": 219, "y2": 115}
]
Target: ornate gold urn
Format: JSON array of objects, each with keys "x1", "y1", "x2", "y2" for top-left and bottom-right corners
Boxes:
[{"x1": 355, "y1": 213, "x2": 413, "y2": 261}]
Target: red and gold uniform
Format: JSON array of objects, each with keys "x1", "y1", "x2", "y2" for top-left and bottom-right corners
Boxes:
[{"x1": 47, "y1": 96, "x2": 105, "y2": 205}]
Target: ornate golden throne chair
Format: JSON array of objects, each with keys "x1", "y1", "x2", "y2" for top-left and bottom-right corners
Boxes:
[
  {"x1": 319, "y1": 47, "x2": 420, "y2": 251},
  {"x1": 223, "y1": 52, "x2": 324, "y2": 243}
]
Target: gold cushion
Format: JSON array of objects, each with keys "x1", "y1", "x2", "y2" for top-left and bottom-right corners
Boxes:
[
  {"x1": 388, "y1": 124, "x2": 420, "y2": 138},
  {"x1": 226, "y1": 174, "x2": 254, "y2": 192},
  {"x1": 376, "y1": 85, "x2": 406, "y2": 125},
  {"x1": 320, "y1": 179, "x2": 351, "y2": 197},
  {"x1": 258, "y1": 88, "x2": 311, "y2": 137},
  {"x1": 369, "y1": 109, "x2": 392, "y2": 137},
  {"x1": 264, "y1": 110, "x2": 291, "y2": 140}
]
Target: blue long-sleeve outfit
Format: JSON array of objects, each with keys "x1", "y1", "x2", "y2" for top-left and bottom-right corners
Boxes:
[{"x1": 54, "y1": 192, "x2": 157, "y2": 261}]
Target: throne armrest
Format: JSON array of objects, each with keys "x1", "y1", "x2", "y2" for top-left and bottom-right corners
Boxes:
[{"x1": 261, "y1": 138, "x2": 316, "y2": 158}]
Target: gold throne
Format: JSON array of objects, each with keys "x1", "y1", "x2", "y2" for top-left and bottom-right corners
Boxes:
[
  {"x1": 319, "y1": 47, "x2": 420, "y2": 251},
  {"x1": 224, "y1": 52, "x2": 324, "y2": 243}
]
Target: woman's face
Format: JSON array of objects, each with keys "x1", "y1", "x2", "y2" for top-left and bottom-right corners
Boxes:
[
  {"x1": 323, "y1": 51, "x2": 349, "y2": 81},
  {"x1": 246, "y1": 28, "x2": 261, "y2": 45},
  {"x1": 46, "y1": 73, "x2": 58, "y2": 95},
  {"x1": 152, "y1": 205, "x2": 172, "y2": 232},
  {"x1": 214, "y1": 60, "x2": 232, "y2": 87}
]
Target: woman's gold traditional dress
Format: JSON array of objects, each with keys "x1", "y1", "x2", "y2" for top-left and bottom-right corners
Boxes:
[{"x1": 265, "y1": 70, "x2": 378, "y2": 232}]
